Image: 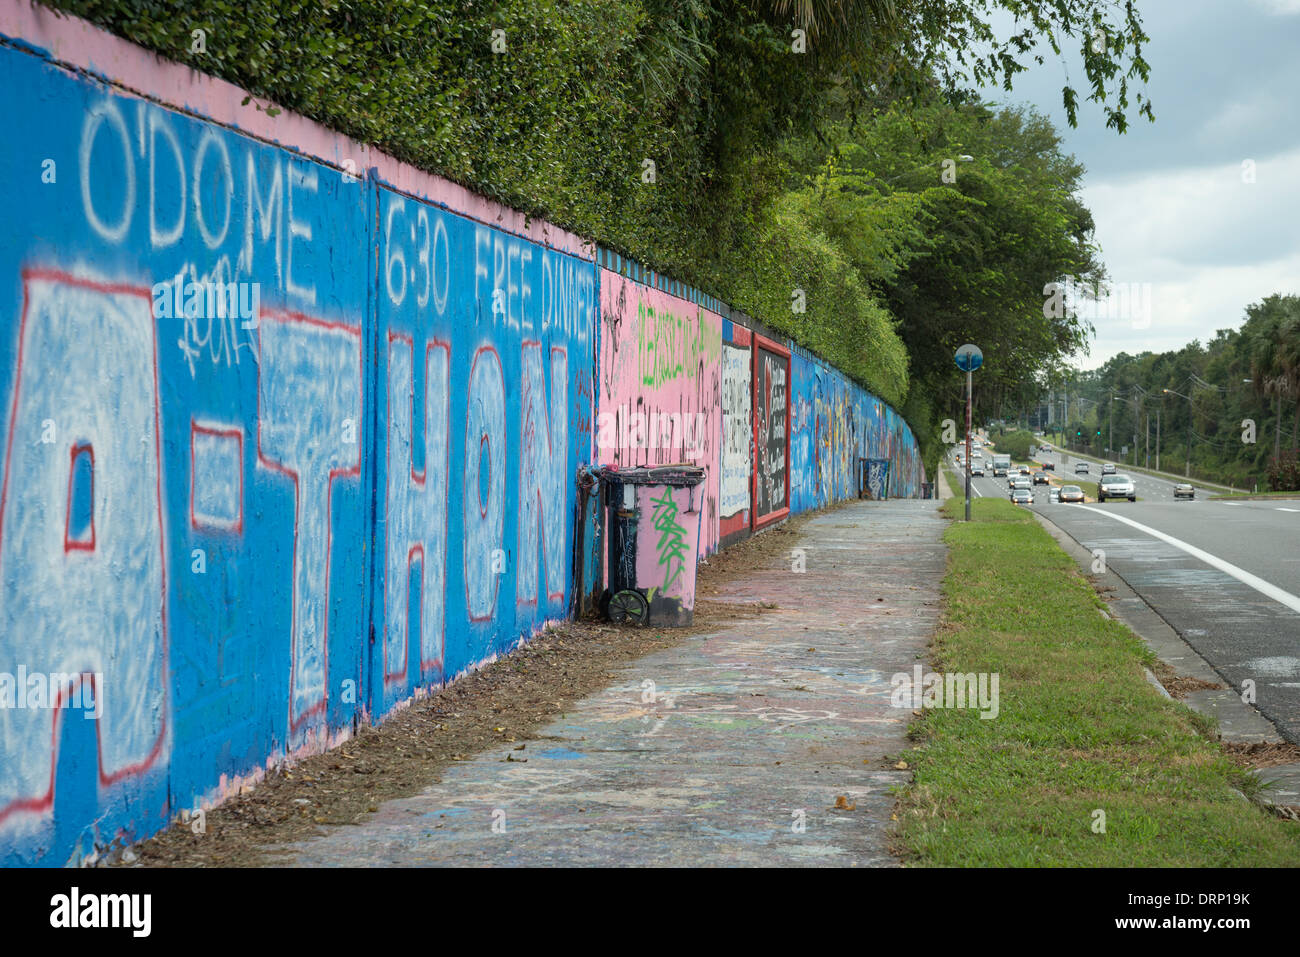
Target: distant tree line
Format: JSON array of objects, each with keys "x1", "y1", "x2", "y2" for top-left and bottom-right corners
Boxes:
[{"x1": 1047, "y1": 295, "x2": 1300, "y2": 490}]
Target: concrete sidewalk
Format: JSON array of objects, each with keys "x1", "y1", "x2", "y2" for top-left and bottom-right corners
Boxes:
[{"x1": 275, "y1": 500, "x2": 948, "y2": 867}]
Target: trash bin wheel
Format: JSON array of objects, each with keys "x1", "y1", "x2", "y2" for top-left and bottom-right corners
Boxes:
[{"x1": 606, "y1": 589, "x2": 649, "y2": 625}]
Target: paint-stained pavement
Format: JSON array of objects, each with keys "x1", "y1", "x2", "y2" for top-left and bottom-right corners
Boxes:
[{"x1": 275, "y1": 500, "x2": 947, "y2": 866}]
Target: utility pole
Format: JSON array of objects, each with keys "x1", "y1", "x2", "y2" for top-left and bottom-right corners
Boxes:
[
  {"x1": 1162, "y1": 386, "x2": 1194, "y2": 477},
  {"x1": 1156, "y1": 408, "x2": 1161, "y2": 472},
  {"x1": 1277, "y1": 392, "x2": 1282, "y2": 459},
  {"x1": 1145, "y1": 413, "x2": 1150, "y2": 468},
  {"x1": 1108, "y1": 396, "x2": 1113, "y2": 456}
]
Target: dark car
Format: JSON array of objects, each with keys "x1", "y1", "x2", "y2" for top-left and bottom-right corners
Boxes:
[
  {"x1": 1174, "y1": 483, "x2": 1195, "y2": 500},
  {"x1": 1032, "y1": 472, "x2": 1049, "y2": 485},
  {"x1": 1059, "y1": 484, "x2": 1085, "y2": 503},
  {"x1": 1043, "y1": 461, "x2": 1055, "y2": 471},
  {"x1": 1020, "y1": 466, "x2": 1031, "y2": 475}
]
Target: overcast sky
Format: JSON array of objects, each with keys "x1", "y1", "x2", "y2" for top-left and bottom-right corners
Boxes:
[{"x1": 981, "y1": 0, "x2": 1300, "y2": 370}]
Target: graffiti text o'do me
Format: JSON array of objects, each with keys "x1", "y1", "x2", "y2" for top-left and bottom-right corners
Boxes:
[
  {"x1": 194, "y1": 129, "x2": 234, "y2": 250},
  {"x1": 431, "y1": 213, "x2": 449, "y2": 315},
  {"x1": 465, "y1": 347, "x2": 505, "y2": 621},
  {"x1": 80, "y1": 101, "x2": 135, "y2": 243}
]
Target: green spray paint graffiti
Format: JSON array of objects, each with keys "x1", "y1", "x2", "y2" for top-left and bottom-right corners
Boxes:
[
  {"x1": 651, "y1": 485, "x2": 690, "y2": 592},
  {"x1": 637, "y1": 301, "x2": 721, "y2": 389}
]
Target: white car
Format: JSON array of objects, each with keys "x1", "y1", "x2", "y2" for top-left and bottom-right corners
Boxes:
[{"x1": 1098, "y1": 473, "x2": 1136, "y2": 502}]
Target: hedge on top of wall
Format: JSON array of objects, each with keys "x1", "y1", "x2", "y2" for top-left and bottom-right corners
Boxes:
[{"x1": 40, "y1": 0, "x2": 916, "y2": 415}]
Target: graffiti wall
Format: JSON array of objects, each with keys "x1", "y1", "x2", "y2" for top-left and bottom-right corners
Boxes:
[
  {"x1": 785, "y1": 348, "x2": 925, "y2": 513},
  {"x1": 0, "y1": 3, "x2": 920, "y2": 865},
  {"x1": 719, "y1": 322, "x2": 752, "y2": 544},
  {"x1": 370, "y1": 186, "x2": 595, "y2": 716},
  {"x1": 0, "y1": 15, "x2": 593, "y2": 865},
  {"x1": 596, "y1": 270, "x2": 722, "y2": 554},
  {"x1": 752, "y1": 335, "x2": 791, "y2": 528}
]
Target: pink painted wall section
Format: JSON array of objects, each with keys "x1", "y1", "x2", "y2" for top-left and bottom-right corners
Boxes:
[
  {"x1": 596, "y1": 270, "x2": 722, "y2": 554},
  {"x1": 0, "y1": 0, "x2": 593, "y2": 260}
]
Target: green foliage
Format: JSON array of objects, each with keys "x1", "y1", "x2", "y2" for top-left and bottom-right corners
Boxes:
[
  {"x1": 715, "y1": 186, "x2": 911, "y2": 405},
  {"x1": 991, "y1": 428, "x2": 1036, "y2": 461},
  {"x1": 1059, "y1": 294, "x2": 1300, "y2": 490},
  {"x1": 45, "y1": 0, "x2": 1150, "y2": 451},
  {"x1": 771, "y1": 98, "x2": 1105, "y2": 426}
]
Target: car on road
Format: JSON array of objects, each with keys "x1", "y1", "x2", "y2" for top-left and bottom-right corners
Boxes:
[
  {"x1": 971, "y1": 463, "x2": 985, "y2": 476},
  {"x1": 1010, "y1": 476, "x2": 1032, "y2": 491},
  {"x1": 1010, "y1": 488, "x2": 1034, "y2": 506},
  {"x1": 1042, "y1": 461, "x2": 1055, "y2": 471},
  {"x1": 1098, "y1": 473, "x2": 1136, "y2": 502},
  {"x1": 1020, "y1": 466, "x2": 1031, "y2": 475},
  {"x1": 1032, "y1": 472, "x2": 1050, "y2": 485},
  {"x1": 1048, "y1": 487, "x2": 1061, "y2": 503},
  {"x1": 1101, "y1": 463, "x2": 1117, "y2": 475},
  {"x1": 1174, "y1": 483, "x2": 1195, "y2": 500},
  {"x1": 1059, "y1": 484, "x2": 1085, "y2": 503},
  {"x1": 1075, "y1": 462, "x2": 1090, "y2": 474}
]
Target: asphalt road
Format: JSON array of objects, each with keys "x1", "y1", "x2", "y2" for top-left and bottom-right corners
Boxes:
[{"x1": 954, "y1": 439, "x2": 1300, "y2": 743}]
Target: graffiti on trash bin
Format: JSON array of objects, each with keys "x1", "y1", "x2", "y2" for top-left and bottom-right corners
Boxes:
[{"x1": 650, "y1": 485, "x2": 690, "y2": 593}]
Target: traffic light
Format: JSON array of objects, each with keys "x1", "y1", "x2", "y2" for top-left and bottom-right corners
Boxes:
[
  {"x1": 1076, "y1": 430, "x2": 1082, "y2": 437},
  {"x1": 1096, "y1": 430, "x2": 1101, "y2": 436}
]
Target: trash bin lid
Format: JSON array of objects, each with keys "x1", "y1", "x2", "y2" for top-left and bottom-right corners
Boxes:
[{"x1": 600, "y1": 464, "x2": 707, "y2": 487}]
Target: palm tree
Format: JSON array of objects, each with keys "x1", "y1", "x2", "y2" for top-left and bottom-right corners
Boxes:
[
  {"x1": 1245, "y1": 296, "x2": 1300, "y2": 457},
  {"x1": 765, "y1": 0, "x2": 899, "y2": 53},
  {"x1": 1278, "y1": 312, "x2": 1300, "y2": 453}
]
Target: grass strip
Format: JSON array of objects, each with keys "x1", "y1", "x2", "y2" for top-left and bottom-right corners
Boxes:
[{"x1": 896, "y1": 496, "x2": 1300, "y2": 866}]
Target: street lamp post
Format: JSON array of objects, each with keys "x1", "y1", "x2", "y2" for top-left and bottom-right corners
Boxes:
[{"x1": 955, "y1": 344, "x2": 983, "y2": 522}]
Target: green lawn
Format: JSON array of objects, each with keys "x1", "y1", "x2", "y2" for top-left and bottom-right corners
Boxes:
[{"x1": 896, "y1": 497, "x2": 1300, "y2": 866}]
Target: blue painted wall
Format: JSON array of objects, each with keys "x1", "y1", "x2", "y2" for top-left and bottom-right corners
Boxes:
[
  {"x1": 0, "y1": 37, "x2": 594, "y2": 865},
  {"x1": 788, "y1": 347, "x2": 924, "y2": 513},
  {"x1": 368, "y1": 185, "x2": 595, "y2": 716},
  {"x1": 0, "y1": 19, "x2": 916, "y2": 866}
]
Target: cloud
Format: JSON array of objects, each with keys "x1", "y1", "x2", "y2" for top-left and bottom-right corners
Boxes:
[
  {"x1": 1250, "y1": 0, "x2": 1300, "y2": 14},
  {"x1": 1070, "y1": 146, "x2": 1300, "y2": 368}
]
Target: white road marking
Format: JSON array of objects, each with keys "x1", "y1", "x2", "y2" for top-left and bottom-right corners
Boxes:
[{"x1": 1078, "y1": 506, "x2": 1300, "y2": 616}]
